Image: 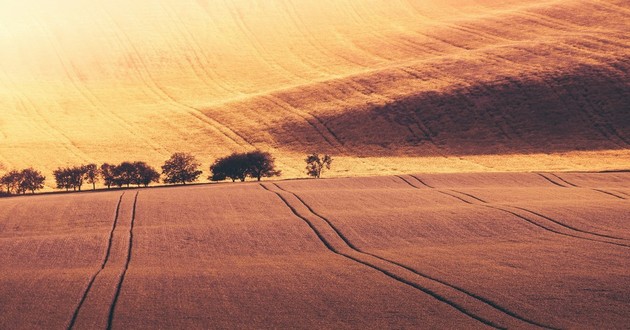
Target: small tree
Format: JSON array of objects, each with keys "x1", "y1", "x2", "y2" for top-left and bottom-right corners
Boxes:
[
  {"x1": 162, "y1": 153, "x2": 202, "y2": 185},
  {"x1": 114, "y1": 162, "x2": 136, "y2": 188},
  {"x1": 132, "y1": 162, "x2": 160, "y2": 187},
  {"x1": 210, "y1": 153, "x2": 249, "y2": 182},
  {"x1": 84, "y1": 163, "x2": 100, "y2": 190},
  {"x1": 245, "y1": 151, "x2": 281, "y2": 181},
  {"x1": 305, "y1": 154, "x2": 333, "y2": 178},
  {"x1": 18, "y1": 168, "x2": 45, "y2": 194},
  {"x1": 101, "y1": 163, "x2": 116, "y2": 189},
  {"x1": 53, "y1": 167, "x2": 72, "y2": 191},
  {"x1": 1, "y1": 170, "x2": 21, "y2": 194}
]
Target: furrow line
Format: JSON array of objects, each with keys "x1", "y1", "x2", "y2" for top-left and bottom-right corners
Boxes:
[
  {"x1": 67, "y1": 193, "x2": 125, "y2": 330},
  {"x1": 260, "y1": 183, "x2": 504, "y2": 329},
  {"x1": 106, "y1": 191, "x2": 139, "y2": 330},
  {"x1": 277, "y1": 184, "x2": 557, "y2": 330},
  {"x1": 405, "y1": 175, "x2": 629, "y2": 248},
  {"x1": 536, "y1": 173, "x2": 567, "y2": 187}
]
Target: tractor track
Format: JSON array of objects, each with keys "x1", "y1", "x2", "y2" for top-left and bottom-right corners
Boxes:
[
  {"x1": 261, "y1": 182, "x2": 559, "y2": 329},
  {"x1": 67, "y1": 193, "x2": 125, "y2": 330},
  {"x1": 400, "y1": 175, "x2": 630, "y2": 248}
]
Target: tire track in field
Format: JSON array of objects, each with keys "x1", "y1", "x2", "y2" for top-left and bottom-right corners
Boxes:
[
  {"x1": 401, "y1": 174, "x2": 630, "y2": 248},
  {"x1": 68, "y1": 192, "x2": 124, "y2": 330},
  {"x1": 261, "y1": 183, "x2": 552, "y2": 329},
  {"x1": 276, "y1": 183, "x2": 557, "y2": 330},
  {"x1": 107, "y1": 191, "x2": 139, "y2": 330},
  {"x1": 542, "y1": 173, "x2": 626, "y2": 201}
]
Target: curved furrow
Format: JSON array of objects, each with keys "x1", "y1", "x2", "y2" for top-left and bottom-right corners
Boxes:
[
  {"x1": 342, "y1": 1, "x2": 443, "y2": 57},
  {"x1": 260, "y1": 183, "x2": 504, "y2": 329},
  {"x1": 264, "y1": 95, "x2": 344, "y2": 151},
  {"x1": 161, "y1": 1, "x2": 242, "y2": 96},
  {"x1": 157, "y1": 1, "x2": 233, "y2": 97},
  {"x1": 509, "y1": 205, "x2": 630, "y2": 242},
  {"x1": 1, "y1": 73, "x2": 90, "y2": 163},
  {"x1": 101, "y1": 6, "x2": 254, "y2": 149},
  {"x1": 190, "y1": 0, "x2": 251, "y2": 95},
  {"x1": 221, "y1": 0, "x2": 310, "y2": 83},
  {"x1": 403, "y1": 176, "x2": 630, "y2": 247},
  {"x1": 537, "y1": 173, "x2": 567, "y2": 187},
  {"x1": 280, "y1": 0, "x2": 373, "y2": 70},
  {"x1": 35, "y1": 15, "x2": 170, "y2": 158},
  {"x1": 271, "y1": 183, "x2": 557, "y2": 329}
]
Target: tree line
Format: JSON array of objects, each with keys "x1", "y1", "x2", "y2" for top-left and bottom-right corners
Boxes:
[{"x1": 0, "y1": 152, "x2": 332, "y2": 196}]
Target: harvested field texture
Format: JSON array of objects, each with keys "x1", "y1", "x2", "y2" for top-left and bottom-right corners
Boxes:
[
  {"x1": 0, "y1": 0, "x2": 629, "y2": 186},
  {"x1": 1, "y1": 173, "x2": 628, "y2": 328}
]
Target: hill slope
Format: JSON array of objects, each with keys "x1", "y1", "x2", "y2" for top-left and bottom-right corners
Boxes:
[
  {"x1": 1, "y1": 172, "x2": 629, "y2": 328},
  {"x1": 0, "y1": 0, "x2": 628, "y2": 181}
]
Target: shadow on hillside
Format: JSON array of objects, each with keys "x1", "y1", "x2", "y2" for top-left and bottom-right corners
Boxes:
[{"x1": 273, "y1": 63, "x2": 630, "y2": 156}]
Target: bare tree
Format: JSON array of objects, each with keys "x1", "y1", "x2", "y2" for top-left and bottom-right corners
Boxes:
[
  {"x1": 162, "y1": 153, "x2": 202, "y2": 185},
  {"x1": 305, "y1": 154, "x2": 333, "y2": 178}
]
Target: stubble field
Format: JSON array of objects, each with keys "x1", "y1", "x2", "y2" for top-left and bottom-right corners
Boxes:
[{"x1": 1, "y1": 172, "x2": 628, "y2": 329}]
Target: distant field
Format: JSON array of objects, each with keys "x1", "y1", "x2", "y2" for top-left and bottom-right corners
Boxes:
[
  {"x1": 1, "y1": 172, "x2": 628, "y2": 328},
  {"x1": 0, "y1": 0, "x2": 629, "y2": 186}
]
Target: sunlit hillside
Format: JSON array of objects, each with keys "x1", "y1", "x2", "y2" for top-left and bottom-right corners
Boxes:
[{"x1": 1, "y1": 0, "x2": 628, "y2": 186}]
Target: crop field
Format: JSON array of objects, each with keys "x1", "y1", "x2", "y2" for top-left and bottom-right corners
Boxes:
[
  {"x1": 1, "y1": 0, "x2": 629, "y2": 185},
  {"x1": 1, "y1": 172, "x2": 628, "y2": 329}
]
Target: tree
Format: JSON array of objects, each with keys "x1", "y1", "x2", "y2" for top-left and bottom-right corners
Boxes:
[
  {"x1": 245, "y1": 151, "x2": 281, "y2": 181},
  {"x1": 18, "y1": 168, "x2": 45, "y2": 194},
  {"x1": 305, "y1": 154, "x2": 333, "y2": 178},
  {"x1": 113, "y1": 162, "x2": 136, "y2": 188},
  {"x1": 101, "y1": 163, "x2": 116, "y2": 189},
  {"x1": 161, "y1": 153, "x2": 202, "y2": 185},
  {"x1": 1, "y1": 170, "x2": 21, "y2": 194},
  {"x1": 132, "y1": 162, "x2": 160, "y2": 187},
  {"x1": 84, "y1": 163, "x2": 100, "y2": 190},
  {"x1": 53, "y1": 167, "x2": 73, "y2": 191},
  {"x1": 210, "y1": 153, "x2": 249, "y2": 182}
]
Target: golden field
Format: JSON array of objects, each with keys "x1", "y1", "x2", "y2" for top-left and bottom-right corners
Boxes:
[{"x1": 0, "y1": 0, "x2": 628, "y2": 186}]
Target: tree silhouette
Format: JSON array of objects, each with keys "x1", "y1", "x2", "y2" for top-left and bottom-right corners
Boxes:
[
  {"x1": 100, "y1": 163, "x2": 116, "y2": 189},
  {"x1": 245, "y1": 151, "x2": 281, "y2": 181},
  {"x1": 1, "y1": 170, "x2": 21, "y2": 194},
  {"x1": 132, "y1": 161, "x2": 160, "y2": 187},
  {"x1": 84, "y1": 164, "x2": 99, "y2": 190},
  {"x1": 210, "y1": 153, "x2": 249, "y2": 182},
  {"x1": 162, "y1": 153, "x2": 202, "y2": 185},
  {"x1": 305, "y1": 154, "x2": 333, "y2": 178},
  {"x1": 113, "y1": 162, "x2": 136, "y2": 188},
  {"x1": 18, "y1": 168, "x2": 45, "y2": 194}
]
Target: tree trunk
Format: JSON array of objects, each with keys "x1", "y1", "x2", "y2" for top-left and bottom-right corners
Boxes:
[{"x1": 93, "y1": 182, "x2": 96, "y2": 190}]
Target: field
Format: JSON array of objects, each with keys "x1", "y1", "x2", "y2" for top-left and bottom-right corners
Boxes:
[
  {"x1": 1, "y1": 0, "x2": 629, "y2": 186},
  {"x1": 1, "y1": 172, "x2": 628, "y2": 329}
]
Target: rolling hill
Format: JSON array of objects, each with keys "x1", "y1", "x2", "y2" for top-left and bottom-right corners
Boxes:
[
  {"x1": 1, "y1": 172, "x2": 628, "y2": 328},
  {"x1": 0, "y1": 0, "x2": 628, "y2": 184}
]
